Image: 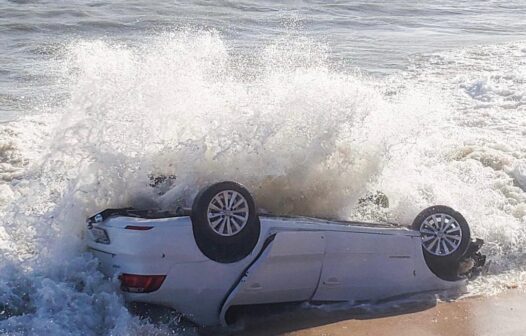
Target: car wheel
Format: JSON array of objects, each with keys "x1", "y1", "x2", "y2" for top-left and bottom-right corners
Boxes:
[
  {"x1": 412, "y1": 205, "x2": 471, "y2": 280},
  {"x1": 191, "y1": 181, "x2": 260, "y2": 263}
]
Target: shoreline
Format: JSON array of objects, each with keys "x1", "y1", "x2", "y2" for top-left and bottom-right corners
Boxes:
[{"x1": 219, "y1": 289, "x2": 525, "y2": 336}]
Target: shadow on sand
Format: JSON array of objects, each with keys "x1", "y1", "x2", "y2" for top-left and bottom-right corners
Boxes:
[{"x1": 130, "y1": 290, "x2": 463, "y2": 335}]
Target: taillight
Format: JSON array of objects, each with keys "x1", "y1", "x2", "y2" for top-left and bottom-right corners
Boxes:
[
  {"x1": 124, "y1": 225, "x2": 153, "y2": 230},
  {"x1": 119, "y1": 274, "x2": 166, "y2": 293}
]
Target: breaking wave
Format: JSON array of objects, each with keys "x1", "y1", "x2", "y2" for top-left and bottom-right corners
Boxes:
[{"x1": 0, "y1": 31, "x2": 525, "y2": 334}]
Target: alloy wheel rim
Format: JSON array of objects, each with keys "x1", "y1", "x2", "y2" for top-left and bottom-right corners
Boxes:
[
  {"x1": 419, "y1": 213, "x2": 462, "y2": 256},
  {"x1": 207, "y1": 190, "x2": 249, "y2": 236}
]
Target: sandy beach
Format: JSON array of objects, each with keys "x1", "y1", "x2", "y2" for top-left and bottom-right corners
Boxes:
[{"x1": 220, "y1": 290, "x2": 525, "y2": 336}]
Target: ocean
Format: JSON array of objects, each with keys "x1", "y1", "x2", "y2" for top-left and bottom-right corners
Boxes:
[{"x1": 0, "y1": 1, "x2": 525, "y2": 334}]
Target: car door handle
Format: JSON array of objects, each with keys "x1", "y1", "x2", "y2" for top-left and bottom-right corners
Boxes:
[
  {"x1": 323, "y1": 277, "x2": 341, "y2": 287},
  {"x1": 246, "y1": 282, "x2": 262, "y2": 291}
]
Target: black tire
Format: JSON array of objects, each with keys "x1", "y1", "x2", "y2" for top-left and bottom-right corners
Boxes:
[
  {"x1": 412, "y1": 205, "x2": 471, "y2": 280},
  {"x1": 191, "y1": 181, "x2": 260, "y2": 263}
]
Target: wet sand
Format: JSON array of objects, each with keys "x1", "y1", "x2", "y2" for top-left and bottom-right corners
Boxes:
[{"x1": 220, "y1": 290, "x2": 525, "y2": 336}]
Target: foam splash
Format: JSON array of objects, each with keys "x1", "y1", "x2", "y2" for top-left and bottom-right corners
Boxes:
[
  {"x1": 52, "y1": 31, "x2": 439, "y2": 219},
  {"x1": 400, "y1": 42, "x2": 526, "y2": 294},
  {"x1": 0, "y1": 32, "x2": 525, "y2": 333}
]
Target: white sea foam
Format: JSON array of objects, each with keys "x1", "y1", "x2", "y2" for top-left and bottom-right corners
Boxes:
[{"x1": 0, "y1": 32, "x2": 525, "y2": 334}]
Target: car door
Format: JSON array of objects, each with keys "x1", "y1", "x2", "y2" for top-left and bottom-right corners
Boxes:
[
  {"x1": 312, "y1": 230, "x2": 418, "y2": 302},
  {"x1": 229, "y1": 230, "x2": 326, "y2": 305}
]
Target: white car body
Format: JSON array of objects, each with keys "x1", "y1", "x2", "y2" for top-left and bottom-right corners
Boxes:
[{"x1": 87, "y1": 213, "x2": 466, "y2": 326}]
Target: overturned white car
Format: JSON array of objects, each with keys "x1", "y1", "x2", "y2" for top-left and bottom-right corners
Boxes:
[{"x1": 86, "y1": 181, "x2": 485, "y2": 326}]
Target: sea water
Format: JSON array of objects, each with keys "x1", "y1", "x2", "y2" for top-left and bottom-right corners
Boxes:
[{"x1": 0, "y1": 1, "x2": 525, "y2": 334}]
